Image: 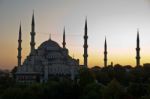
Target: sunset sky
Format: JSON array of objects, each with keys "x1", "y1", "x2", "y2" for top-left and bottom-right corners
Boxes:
[{"x1": 1, "y1": 0, "x2": 150, "y2": 69}]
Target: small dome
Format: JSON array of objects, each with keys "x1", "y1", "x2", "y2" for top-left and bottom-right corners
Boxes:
[{"x1": 38, "y1": 39, "x2": 60, "y2": 50}]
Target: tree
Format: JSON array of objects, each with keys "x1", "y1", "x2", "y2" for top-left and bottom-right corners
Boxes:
[
  {"x1": 80, "y1": 82, "x2": 102, "y2": 99},
  {"x1": 102, "y1": 79, "x2": 125, "y2": 99},
  {"x1": 127, "y1": 83, "x2": 148, "y2": 99},
  {"x1": 79, "y1": 68, "x2": 95, "y2": 87},
  {"x1": 1, "y1": 88, "x2": 23, "y2": 99}
]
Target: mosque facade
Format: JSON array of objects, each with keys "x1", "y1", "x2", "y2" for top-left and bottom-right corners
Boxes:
[{"x1": 15, "y1": 13, "x2": 82, "y2": 84}]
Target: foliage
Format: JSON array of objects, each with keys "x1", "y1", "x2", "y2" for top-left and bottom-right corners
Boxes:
[
  {"x1": 102, "y1": 79, "x2": 125, "y2": 99},
  {"x1": 1, "y1": 65, "x2": 150, "y2": 99}
]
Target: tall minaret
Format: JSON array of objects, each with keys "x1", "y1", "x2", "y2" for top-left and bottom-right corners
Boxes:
[
  {"x1": 136, "y1": 29, "x2": 140, "y2": 67},
  {"x1": 17, "y1": 23, "x2": 22, "y2": 67},
  {"x1": 30, "y1": 12, "x2": 36, "y2": 54},
  {"x1": 104, "y1": 37, "x2": 107, "y2": 67},
  {"x1": 83, "y1": 18, "x2": 88, "y2": 67},
  {"x1": 62, "y1": 27, "x2": 66, "y2": 48}
]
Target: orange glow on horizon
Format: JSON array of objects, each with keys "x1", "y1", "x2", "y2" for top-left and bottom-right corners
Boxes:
[{"x1": 1, "y1": 39, "x2": 150, "y2": 70}]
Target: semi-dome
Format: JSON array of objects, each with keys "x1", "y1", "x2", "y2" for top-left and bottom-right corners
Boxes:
[{"x1": 38, "y1": 39, "x2": 61, "y2": 50}]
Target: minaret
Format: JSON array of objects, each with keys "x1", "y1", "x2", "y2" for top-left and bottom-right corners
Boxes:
[
  {"x1": 49, "y1": 34, "x2": 51, "y2": 40},
  {"x1": 104, "y1": 37, "x2": 107, "y2": 67},
  {"x1": 17, "y1": 23, "x2": 22, "y2": 67},
  {"x1": 136, "y1": 29, "x2": 140, "y2": 67},
  {"x1": 30, "y1": 12, "x2": 36, "y2": 54},
  {"x1": 83, "y1": 18, "x2": 88, "y2": 67},
  {"x1": 62, "y1": 27, "x2": 66, "y2": 48}
]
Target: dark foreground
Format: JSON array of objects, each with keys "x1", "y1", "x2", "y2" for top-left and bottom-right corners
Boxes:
[{"x1": 1, "y1": 64, "x2": 150, "y2": 99}]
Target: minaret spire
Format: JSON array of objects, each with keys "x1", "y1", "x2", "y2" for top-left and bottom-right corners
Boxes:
[
  {"x1": 32, "y1": 10, "x2": 35, "y2": 29},
  {"x1": 104, "y1": 37, "x2": 107, "y2": 67},
  {"x1": 17, "y1": 22, "x2": 22, "y2": 67},
  {"x1": 136, "y1": 29, "x2": 140, "y2": 67},
  {"x1": 62, "y1": 27, "x2": 66, "y2": 48},
  {"x1": 30, "y1": 11, "x2": 36, "y2": 54},
  {"x1": 83, "y1": 17, "x2": 88, "y2": 67},
  {"x1": 49, "y1": 34, "x2": 51, "y2": 40}
]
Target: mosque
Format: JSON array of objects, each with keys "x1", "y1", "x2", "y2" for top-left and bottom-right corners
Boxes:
[
  {"x1": 15, "y1": 12, "x2": 141, "y2": 84},
  {"x1": 15, "y1": 13, "x2": 87, "y2": 83}
]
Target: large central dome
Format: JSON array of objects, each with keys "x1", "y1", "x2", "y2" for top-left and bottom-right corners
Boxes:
[{"x1": 38, "y1": 39, "x2": 61, "y2": 50}]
